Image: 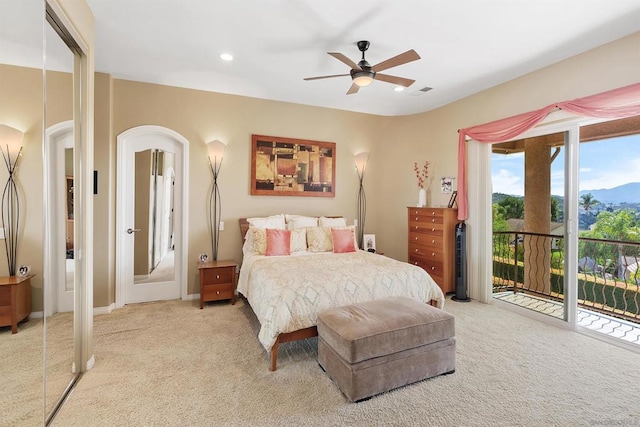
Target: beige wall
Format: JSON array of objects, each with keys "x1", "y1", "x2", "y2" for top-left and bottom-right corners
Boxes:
[
  {"x1": 371, "y1": 31, "x2": 640, "y2": 263},
  {"x1": 0, "y1": 64, "x2": 47, "y2": 310},
  {"x1": 108, "y1": 79, "x2": 384, "y2": 301}
]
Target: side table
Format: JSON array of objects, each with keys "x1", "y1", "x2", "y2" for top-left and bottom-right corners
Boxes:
[
  {"x1": 0, "y1": 275, "x2": 33, "y2": 334},
  {"x1": 198, "y1": 260, "x2": 238, "y2": 309}
]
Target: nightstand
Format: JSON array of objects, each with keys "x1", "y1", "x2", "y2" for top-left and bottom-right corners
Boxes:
[{"x1": 198, "y1": 260, "x2": 238, "y2": 309}]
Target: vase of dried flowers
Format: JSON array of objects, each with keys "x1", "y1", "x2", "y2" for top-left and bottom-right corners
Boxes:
[{"x1": 414, "y1": 161, "x2": 429, "y2": 207}]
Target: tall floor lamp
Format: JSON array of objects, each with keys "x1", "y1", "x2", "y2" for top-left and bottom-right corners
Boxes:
[
  {"x1": 0, "y1": 125, "x2": 24, "y2": 276},
  {"x1": 355, "y1": 152, "x2": 368, "y2": 250},
  {"x1": 207, "y1": 140, "x2": 225, "y2": 260}
]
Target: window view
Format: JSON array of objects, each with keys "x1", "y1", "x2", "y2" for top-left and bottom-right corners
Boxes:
[{"x1": 491, "y1": 119, "x2": 640, "y2": 347}]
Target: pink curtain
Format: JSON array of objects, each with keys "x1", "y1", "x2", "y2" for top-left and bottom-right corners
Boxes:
[{"x1": 457, "y1": 82, "x2": 640, "y2": 220}]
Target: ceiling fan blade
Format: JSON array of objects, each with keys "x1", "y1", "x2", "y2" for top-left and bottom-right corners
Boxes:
[
  {"x1": 374, "y1": 73, "x2": 416, "y2": 87},
  {"x1": 304, "y1": 73, "x2": 350, "y2": 81},
  {"x1": 372, "y1": 49, "x2": 420, "y2": 72},
  {"x1": 328, "y1": 52, "x2": 359, "y2": 70},
  {"x1": 346, "y1": 83, "x2": 360, "y2": 95}
]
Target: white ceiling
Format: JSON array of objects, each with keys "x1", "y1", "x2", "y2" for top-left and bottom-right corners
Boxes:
[{"x1": 4, "y1": 1, "x2": 640, "y2": 116}]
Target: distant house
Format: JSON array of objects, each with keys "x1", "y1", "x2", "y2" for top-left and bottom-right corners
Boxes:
[
  {"x1": 620, "y1": 255, "x2": 640, "y2": 284},
  {"x1": 506, "y1": 219, "x2": 564, "y2": 249}
]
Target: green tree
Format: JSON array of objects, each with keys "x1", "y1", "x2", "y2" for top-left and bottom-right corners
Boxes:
[
  {"x1": 492, "y1": 204, "x2": 508, "y2": 231},
  {"x1": 551, "y1": 197, "x2": 560, "y2": 222},
  {"x1": 590, "y1": 209, "x2": 640, "y2": 278},
  {"x1": 497, "y1": 196, "x2": 524, "y2": 220},
  {"x1": 580, "y1": 193, "x2": 600, "y2": 213}
]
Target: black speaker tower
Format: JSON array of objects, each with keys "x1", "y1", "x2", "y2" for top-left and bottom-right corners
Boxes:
[{"x1": 452, "y1": 222, "x2": 470, "y2": 302}]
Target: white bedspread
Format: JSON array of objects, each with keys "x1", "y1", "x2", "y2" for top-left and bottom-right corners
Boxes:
[{"x1": 237, "y1": 250, "x2": 445, "y2": 352}]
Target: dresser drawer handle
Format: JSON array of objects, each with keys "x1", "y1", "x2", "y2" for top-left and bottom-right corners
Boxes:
[
  {"x1": 432, "y1": 253, "x2": 435, "y2": 256},
  {"x1": 431, "y1": 267, "x2": 435, "y2": 271},
  {"x1": 415, "y1": 226, "x2": 419, "y2": 230},
  {"x1": 415, "y1": 217, "x2": 419, "y2": 221},
  {"x1": 432, "y1": 240, "x2": 436, "y2": 243},
  {"x1": 432, "y1": 219, "x2": 436, "y2": 223},
  {"x1": 414, "y1": 262, "x2": 418, "y2": 265},
  {"x1": 431, "y1": 211, "x2": 436, "y2": 215},
  {"x1": 431, "y1": 228, "x2": 435, "y2": 231},
  {"x1": 216, "y1": 275, "x2": 220, "y2": 279},
  {"x1": 216, "y1": 291, "x2": 220, "y2": 295},
  {"x1": 415, "y1": 237, "x2": 418, "y2": 241},
  {"x1": 415, "y1": 249, "x2": 418, "y2": 252}
]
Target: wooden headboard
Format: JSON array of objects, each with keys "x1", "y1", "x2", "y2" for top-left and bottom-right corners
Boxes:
[{"x1": 239, "y1": 218, "x2": 251, "y2": 241}]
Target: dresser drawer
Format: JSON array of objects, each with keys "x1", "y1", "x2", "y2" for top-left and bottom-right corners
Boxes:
[
  {"x1": 408, "y1": 208, "x2": 444, "y2": 218},
  {"x1": 408, "y1": 222, "x2": 444, "y2": 236},
  {"x1": 409, "y1": 233, "x2": 443, "y2": 249},
  {"x1": 201, "y1": 266, "x2": 234, "y2": 285},
  {"x1": 202, "y1": 283, "x2": 235, "y2": 302},
  {"x1": 409, "y1": 243, "x2": 444, "y2": 260},
  {"x1": 408, "y1": 257, "x2": 444, "y2": 285}
]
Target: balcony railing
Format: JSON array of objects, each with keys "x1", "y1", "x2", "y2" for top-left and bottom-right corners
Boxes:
[{"x1": 493, "y1": 231, "x2": 640, "y2": 324}]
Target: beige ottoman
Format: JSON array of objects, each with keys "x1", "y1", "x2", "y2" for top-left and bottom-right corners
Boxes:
[{"x1": 317, "y1": 297, "x2": 455, "y2": 402}]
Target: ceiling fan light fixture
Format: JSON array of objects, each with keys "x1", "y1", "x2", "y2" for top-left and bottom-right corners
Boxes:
[{"x1": 351, "y1": 70, "x2": 375, "y2": 87}]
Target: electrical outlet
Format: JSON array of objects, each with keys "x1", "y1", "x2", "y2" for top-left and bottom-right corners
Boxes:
[
  {"x1": 353, "y1": 219, "x2": 358, "y2": 227},
  {"x1": 219, "y1": 221, "x2": 224, "y2": 231}
]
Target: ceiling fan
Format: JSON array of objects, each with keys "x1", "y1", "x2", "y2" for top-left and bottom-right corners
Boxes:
[{"x1": 304, "y1": 40, "x2": 421, "y2": 95}]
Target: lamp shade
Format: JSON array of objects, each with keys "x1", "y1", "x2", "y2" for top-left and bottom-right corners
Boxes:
[
  {"x1": 355, "y1": 152, "x2": 369, "y2": 178},
  {"x1": 207, "y1": 139, "x2": 225, "y2": 168},
  {"x1": 0, "y1": 124, "x2": 24, "y2": 159},
  {"x1": 352, "y1": 72, "x2": 374, "y2": 87}
]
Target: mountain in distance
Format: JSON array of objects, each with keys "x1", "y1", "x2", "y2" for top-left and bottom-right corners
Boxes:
[{"x1": 579, "y1": 182, "x2": 640, "y2": 204}]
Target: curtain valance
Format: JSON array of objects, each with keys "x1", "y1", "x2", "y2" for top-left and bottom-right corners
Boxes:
[{"x1": 457, "y1": 82, "x2": 640, "y2": 220}]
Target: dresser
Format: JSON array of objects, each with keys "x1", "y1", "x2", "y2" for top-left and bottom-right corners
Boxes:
[
  {"x1": 407, "y1": 207, "x2": 458, "y2": 294},
  {"x1": 198, "y1": 260, "x2": 238, "y2": 308}
]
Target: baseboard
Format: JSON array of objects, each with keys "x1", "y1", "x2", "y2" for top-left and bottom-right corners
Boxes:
[
  {"x1": 185, "y1": 293, "x2": 199, "y2": 301},
  {"x1": 30, "y1": 310, "x2": 44, "y2": 319},
  {"x1": 86, "y1": 354, "x2": 95, "y2": 370},
  {"x1": 93, "y1": 303, "x2": 115, "y2": 315}
]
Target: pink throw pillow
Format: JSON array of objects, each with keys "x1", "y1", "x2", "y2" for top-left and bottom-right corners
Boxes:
[
  {"x1": 331, "y1": 228, "x2": 356, "y2": 253},
  {"x1": 265, "y1": 229, "x2": 291, "y2": 256}
]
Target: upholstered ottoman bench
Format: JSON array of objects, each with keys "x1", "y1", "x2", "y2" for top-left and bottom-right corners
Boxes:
[{"x1": 317, "y1": 297, "x2": 455, "y2": 402}]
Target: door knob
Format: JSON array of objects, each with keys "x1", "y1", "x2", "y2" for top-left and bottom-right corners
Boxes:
[{"x1": 127, "y1": 228, "x2": 141, "y2": 234}]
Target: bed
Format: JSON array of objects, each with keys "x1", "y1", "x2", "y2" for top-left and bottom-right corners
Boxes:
[{"x1": 237, "y1": 215, "x2": 445, "y2": 371}]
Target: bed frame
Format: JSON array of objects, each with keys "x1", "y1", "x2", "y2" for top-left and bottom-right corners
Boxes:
[{"x1": 238, "y1": 217, "x2": 437, "y2": 371}]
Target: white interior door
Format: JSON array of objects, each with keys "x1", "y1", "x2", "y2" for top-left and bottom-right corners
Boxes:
[{"x1": 116, "y1": 126, "x2": 188, "y2": 306}]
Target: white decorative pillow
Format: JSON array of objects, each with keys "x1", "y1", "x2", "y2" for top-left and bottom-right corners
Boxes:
[
  {"x1": 319, "y1": 216, "x2": 347, "y2": 228},
  {"x1": 247, "y1": 214, "x2": 286, "y2": 229},
  {"x1": 290, "y1": 228, "x2": 307, "y2": 253},
  {"x1": 289, "y1": 217, "x2": 318, "y2": 229},
  {"x1": 250, "y1": 227, "x2": 267, "y2": 255},
  {"x1": 285, "y1": 214, "x2": 317, "y2": 223},
  {"x1": 307, "y1": 227, "x2": 333, "y2": 252}
]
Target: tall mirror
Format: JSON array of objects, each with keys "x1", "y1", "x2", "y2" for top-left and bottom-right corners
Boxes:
[
  {"x1": 44, "y1": 4, "x2": 78, "y2": 422},
  {"x1": 134, "y1": 149, "x2": 176, "y2": 285},
  {"x1": 0, "y1": 1, "x2": 46, "y2": 425}
]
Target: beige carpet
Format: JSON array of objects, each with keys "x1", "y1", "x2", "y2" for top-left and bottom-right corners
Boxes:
[
  {"x1": 50, "y1": 298, "x2": 640, "y2": 426},
  {"x1": 1, "y1": 311, "x2": 77, "y2": 427}
]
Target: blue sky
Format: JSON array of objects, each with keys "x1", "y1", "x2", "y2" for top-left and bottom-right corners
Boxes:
[{"x1": 491, "y1": 134, "x2": 640, "y2": 196}]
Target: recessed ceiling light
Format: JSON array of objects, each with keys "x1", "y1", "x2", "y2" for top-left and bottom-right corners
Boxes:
[
  {"x1": 394, "y1": 86, "x2": 405, "y2": 92},
  {"x1": 220, "y1": 53, "x2": 233, "y2": 61}
]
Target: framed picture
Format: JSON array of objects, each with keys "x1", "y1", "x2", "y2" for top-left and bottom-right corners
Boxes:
[
  {"x1": 363, "y1": 234, "x2": 376, "y2": 252},
  {"x1": 251, "y1": 134, "x2": 336, "y2": 197},
  {"x1": 447, "y1": 191, "x2": 458, "y2": 208},
  {"x1": 440, "y1": 177, "x2": 455, "y2": 193}
]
